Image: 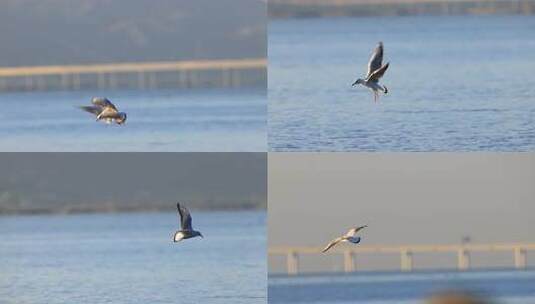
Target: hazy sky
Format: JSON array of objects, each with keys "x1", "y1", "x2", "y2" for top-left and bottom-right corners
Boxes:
[
  {"x1": 0, "y1": 0, "x2": 266, "y2": 66},
  {"x1": 0, "y1": 153, "x2": 266, "y2": 212},
  {"x1": 268, "y1": 153, "x2": 535, "y2": 272}
]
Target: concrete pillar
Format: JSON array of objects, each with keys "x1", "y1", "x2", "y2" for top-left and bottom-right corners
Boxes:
[
  {"x1": 514, "y1": 247, "x2": 527, "y2": 269},
  {"x1": 178, "y1": 70, "x2": 187, "y2": 88},
  {"x1": 73, "y1": 73, "x2": 81, "y2": 90},
  {"x1": 36, "y1": 76, "x2": 46, "y2": 91},
  {"x1": 401, "y1": 250, "x2": 413, "y2": 272},
  {"x1": 108, "y1": 73, "x2": 117, "y2": 90},
  {"x1": 60, "y1": 73, "x2": 69, "y2": 90},
  {"x1": 188, "y1": 70, "x2": 198, "y2": 87},
  {"x1": 287, "y1": 251, "x2": 299, "y2": 275},
  {"x1": 25, "y1": 75, "x2": 34, "y2": 91},
  {"x1": 97, "y1": 72, "x2": 106, "y2": 89},
  {"x1": 0, "y1": 77, "x2": 7, "y2": 91},
  {"x1": 231, "y1": 69, "x2": 241, "y2": 87},
  {"x1": 457, "y1": 248, "x2": 470, "y2": 271},
  {"x1": 343, "y1": 251, "x2": 356, "y2": 272},
  {"x1": 222, "y1": 69, "x2": 231, "y2": 87},
  {"x1": 148, "y1": 72, "x2": 157, "y2": 89},
  {"x1": 137, "y1": 71, "x2": 146, "y2": 90}
]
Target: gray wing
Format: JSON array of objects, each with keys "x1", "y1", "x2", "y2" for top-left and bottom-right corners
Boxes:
[
  {"x1": 367, "y1": 62, "x2": 389, "y2": 82},
  {"x1": 79, "y1": 106, "x2": 102, "y2": 116},
  {"x1": 91, "y1": 97, "x2": 118, "y2": 111},
  {"x1": 366, "y1": 42, "x2": 384, "y2": 79},
  {"x1": 322, "y1": 237, "x2": 343, "y2": 253},
  {"x1": 177, "y1": 203, "x2": 193, "y2": 231},
  {"x1": 345, "y1": 225, "x2": 368, "y2": 237}
]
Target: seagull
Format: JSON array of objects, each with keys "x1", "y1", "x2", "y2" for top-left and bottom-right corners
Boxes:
[
  {"x1": 352, "y1": 42, "x2": 390, "y2": 102},
  {"x1": 79, "y1": 97, "x2": 127, "y2": 124},
  {"x1": 173, "y1": 203, "x2": 203, "y2": 242},
  {"x1": 322, "y1": 225, "x2": 367, "y2": 253}
]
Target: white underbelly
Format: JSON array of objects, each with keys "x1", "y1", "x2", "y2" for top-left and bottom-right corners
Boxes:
[
  {"x1": 173, "y1": 231, "x2": 185, "y2": 242},
  {"x1": 365, "y1": 82, "x2": 382, "y2": 91}
]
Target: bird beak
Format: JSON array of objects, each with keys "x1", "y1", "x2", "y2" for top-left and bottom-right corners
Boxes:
[{"x1": 351, "y1": 80, "x2": 358, "y2": 86}]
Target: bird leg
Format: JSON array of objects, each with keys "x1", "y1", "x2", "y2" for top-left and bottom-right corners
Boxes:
[{"x1": 374, "y1": 91, "x2": 378, "y2": 103}]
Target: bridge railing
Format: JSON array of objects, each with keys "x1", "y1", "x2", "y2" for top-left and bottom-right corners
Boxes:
[
  {"x1": 269, "y1": 243, "x2": 535, "y2": 275},
  {"x1": 0, "y1": 58, "x2": 267, "y2": 91}
]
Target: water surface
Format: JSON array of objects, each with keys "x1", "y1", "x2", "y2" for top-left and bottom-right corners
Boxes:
[
  {"x1": 269, "y1": 15, "x2": 535, "y2": 151},
  {"x1": 269, "y1": 270, "x2": 535, "y2": 303},
  {"x1": 0, "y1": 88, "x2": 266, "y2": 151},
  {"x1": 0, "y1": 211, "x2": 266, "y2": 303}
]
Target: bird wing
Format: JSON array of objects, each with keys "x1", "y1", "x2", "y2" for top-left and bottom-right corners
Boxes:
[
  {"x1": 79, "y1": 106, "x2": 102, "y2": 116},
  {"x1": 322, "y1": 237, "x2": 343, "y2": 253},
  {"x1": 367, "y1": 63, "x2": 389, "y2": 82},
  {"x1": 177, "y1": 203, "x2": 193, "y2": 231},
  {"x1": 366, "y1": 42, "x2": 384, "y2": 79},
  {"x1": 97, "y1": 107, "x2": 121, "y2": 118},
  {"x1": 345, "y1": 225, "x2": 368, "y2": 237},
  {"x1": 92, "y1": 97, "x2": 118, "y2": 111}
]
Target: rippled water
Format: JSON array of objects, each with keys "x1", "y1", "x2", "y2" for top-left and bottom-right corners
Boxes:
[
  {"x1": 269, "y1": 270, "x2": 535, "y2": 303},
  {"x1": 269, "y1": 15, "x2": 535, "y2": 151},
  {"x1": 0, "y1": 88, "x2": 266, "y2": 151},
  {"x1": 0, "y1": 211, "x2": 266, "y2": 304}
]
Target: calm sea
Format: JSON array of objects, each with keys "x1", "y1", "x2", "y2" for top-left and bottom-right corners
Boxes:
[
  {"x1": 0, "y1": 211, "x2": 266, "y2": 304},
  {"x1": 268, "y1": 15, "x2": 535, "y2": 151},
  {"x1": 0, "y1": 88, "x2": 266, "y2": 151},
  {"x1": 269, "y1": 270, "x2": 535, "y2": 304}
]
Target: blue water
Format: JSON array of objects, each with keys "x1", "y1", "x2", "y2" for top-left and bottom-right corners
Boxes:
[
  {"x1": 268, "y1": 15, "x2": 535, "y2": 151},
  {"x1": 0, "y1": 88, "x2": 266, "y2": 151},
  {"x1": 269, "y1": 270, "x2": 535, "y2": 303},
  {"x1": 0, "y1": 211, "x2": 266, "y2": 303}
]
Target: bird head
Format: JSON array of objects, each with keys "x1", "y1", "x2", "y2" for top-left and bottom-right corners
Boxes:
[
  {"x1": 117, "y1": 112, "x2": 127, "y2": 125},
  {"x1": 352, "y1": 79, "x2": 364, "y2": 86}
]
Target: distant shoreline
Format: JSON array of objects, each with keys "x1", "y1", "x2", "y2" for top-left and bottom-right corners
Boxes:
[
  {"x1": 0, "y1": 201, "x2": 267, "y2": 216},
  {"x1": 269, "y1": 0, "x2": 535, "y2": 18},
  {"x1": 0, "y1": 205, "x2": 266, "y2": 216}
]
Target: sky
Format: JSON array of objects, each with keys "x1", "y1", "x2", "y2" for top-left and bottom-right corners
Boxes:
[
  {"x1": 0, "y1": 0, "x2": 266, "y2": 66},
  {"x1": 0, "y1": 153, "x2": 266, "y2": 213},
  {"x1": 268, "y1": 153, "x2": 535, "y2": 272}
]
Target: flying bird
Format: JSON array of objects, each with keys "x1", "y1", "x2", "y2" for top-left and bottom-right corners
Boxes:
[
  {"x1": 352, "y1": 42, "x2": 390, "y2": 102},
  {"x1": 322, "y1": 225, "x2": 367, "y2": 253},
  {"x1": 79, "y1": 97, "x2": 127, "y2": 124},
  {"x1": 173, "y1": 203, "x2": 203, "y2": 242}
]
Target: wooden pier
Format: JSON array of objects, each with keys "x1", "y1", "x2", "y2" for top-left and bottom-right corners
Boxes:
[
  {"x1": 269, "y1": 243, "x2": 535, "y2": 275},
  {"x1": 0, "y1": 58, "x2": 267, "y2": 91}
]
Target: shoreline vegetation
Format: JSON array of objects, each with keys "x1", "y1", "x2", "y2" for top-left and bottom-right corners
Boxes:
[
  {"x1": 0, "y1": 200, "x2": 267, "y2": 215},
  {"x1": 269, "y1": 0, "x2": 535, "y2": 18}
]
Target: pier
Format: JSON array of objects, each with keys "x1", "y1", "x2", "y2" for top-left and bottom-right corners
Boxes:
[
  {"x1": 269, "y1": 243, "x2": 535, "y2": 275},
  {"x1": 0, "y1": 58, "x2": 266, "y2": 92}
]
